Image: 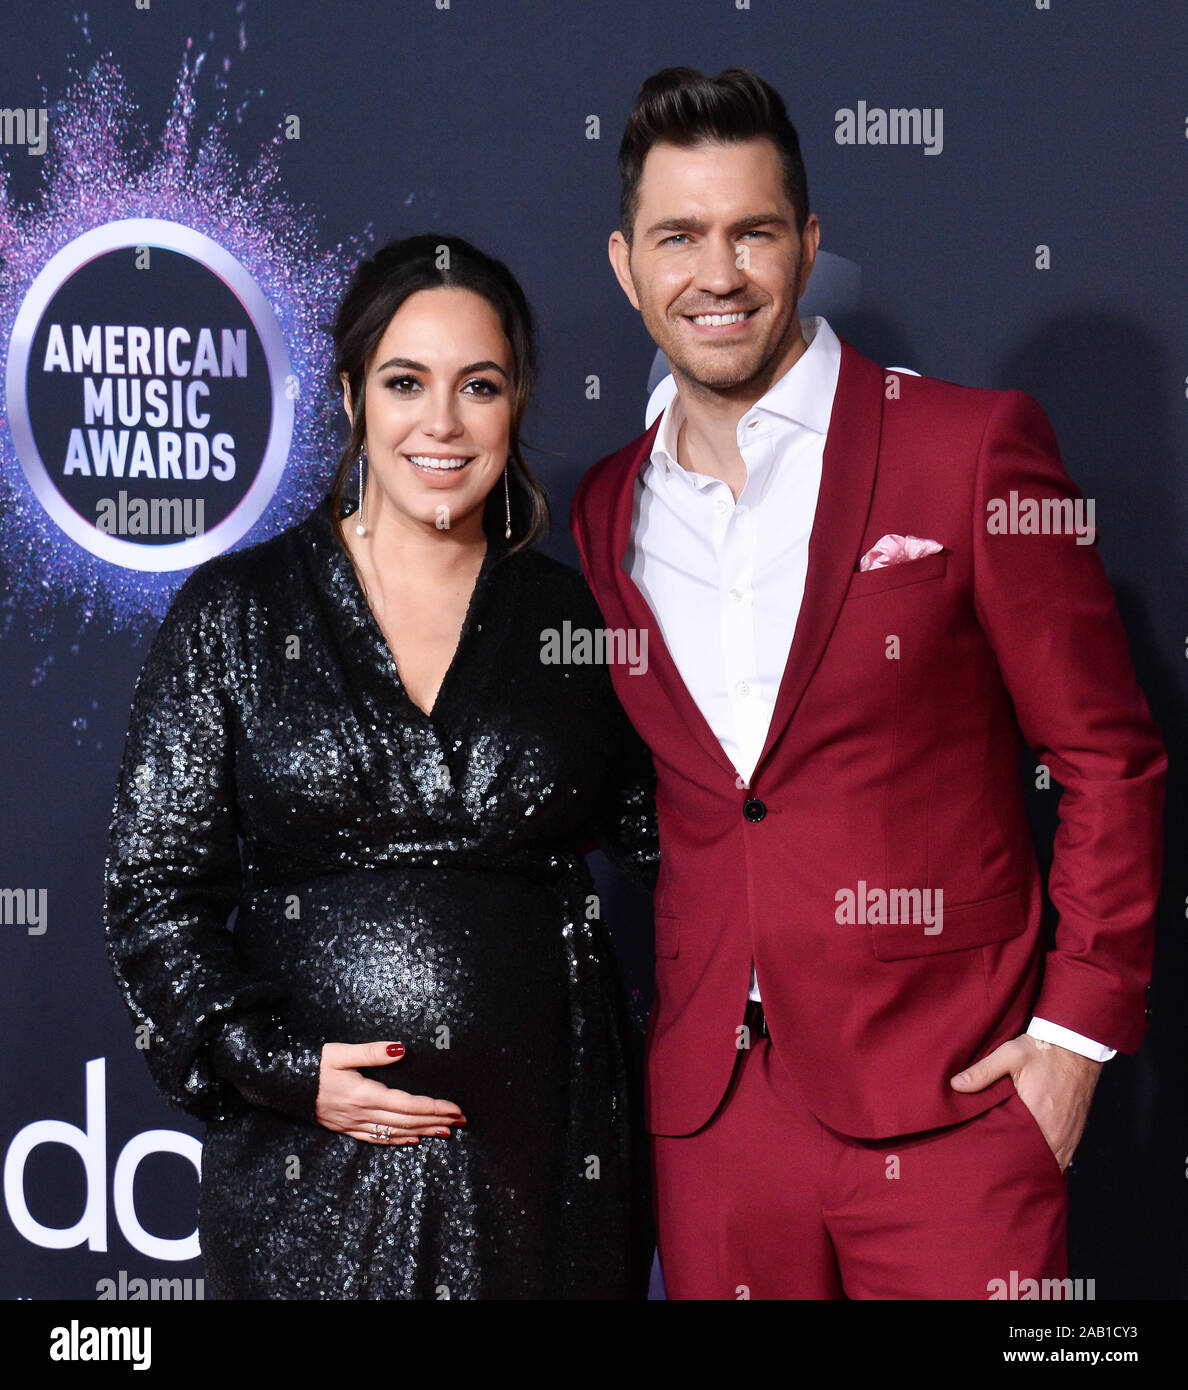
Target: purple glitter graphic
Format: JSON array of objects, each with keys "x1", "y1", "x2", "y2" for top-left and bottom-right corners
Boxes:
[{"x1": 0, "y1": 42, "x2": 359, "y2": 635}]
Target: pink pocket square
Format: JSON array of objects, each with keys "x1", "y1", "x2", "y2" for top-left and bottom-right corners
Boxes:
[{"x1": 858, "y1": 534, "x2": 944, "y2": 572}]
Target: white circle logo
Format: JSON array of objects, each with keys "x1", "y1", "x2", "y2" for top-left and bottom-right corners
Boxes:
[{"x1": 5, "y1": 219, "x2": 293, "y2": 570}]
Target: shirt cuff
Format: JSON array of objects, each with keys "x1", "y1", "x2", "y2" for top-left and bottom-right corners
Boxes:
[{"x1": 1028, "y1": 1016, "x2": 1116, "y2": 1062}]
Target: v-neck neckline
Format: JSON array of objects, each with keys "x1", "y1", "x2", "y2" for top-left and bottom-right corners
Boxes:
[{"x1": 307, "y1": 494, "x2": 510, "y2": 730}]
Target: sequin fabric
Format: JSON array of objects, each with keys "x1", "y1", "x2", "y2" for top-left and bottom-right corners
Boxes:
[{"x1": 103, "y1": 494, "x2": 659, "y2": 1299}]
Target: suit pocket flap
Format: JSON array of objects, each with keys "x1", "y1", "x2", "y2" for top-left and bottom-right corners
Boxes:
[
  {"x1": 655, "y1": 914, "x2": 679, "y2": 958},
  {"x1": 871, "y1": 889, "x2": 1024, "y2": 960},
  {"x1": 845, "y1": 550, "x2": 948, "y2": 598}
]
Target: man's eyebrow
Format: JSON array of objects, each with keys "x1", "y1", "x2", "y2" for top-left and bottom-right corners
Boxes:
[
  {"x1": 731, "y1": 212, "x2": 789, "y2": 231},
  {"x1": 642, "y1": 213, "x2": 790, "y2": 239}
]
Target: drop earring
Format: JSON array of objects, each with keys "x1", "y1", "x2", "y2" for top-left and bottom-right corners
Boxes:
[
  {"x1": 503, "y1": 463, "x2": 512, "y2": 541},
  {"x1": 355, "y1": 448, "x2": 367, "y2": 536}
]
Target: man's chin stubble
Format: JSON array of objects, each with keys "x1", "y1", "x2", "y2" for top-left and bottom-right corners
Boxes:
[{"x1": 672, "y1": 351, "x2": 773, "y2": 397}]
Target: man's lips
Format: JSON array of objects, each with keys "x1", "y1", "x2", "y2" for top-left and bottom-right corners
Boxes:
[{"x1": 682, "y1": 307, "x2": 760, "y2": 333}]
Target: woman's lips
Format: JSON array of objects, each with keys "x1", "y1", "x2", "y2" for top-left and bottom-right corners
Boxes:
[{"x1": 406, "y1": 453, "x2": 475, "y2": 478}]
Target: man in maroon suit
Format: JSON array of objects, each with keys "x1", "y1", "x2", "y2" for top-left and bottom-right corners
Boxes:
[{"x1": 569, "y1": 67, "x2": 1166, "y2": 1299}]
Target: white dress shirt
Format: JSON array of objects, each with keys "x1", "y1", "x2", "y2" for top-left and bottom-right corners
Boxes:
[{"x1": 629, "y1": 316, "x2": 1113, "y2": 1062}]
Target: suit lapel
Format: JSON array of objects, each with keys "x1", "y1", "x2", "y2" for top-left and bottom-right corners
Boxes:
[
  {"x1": 750, "y1": 340, "x2": 885, "y2": 780},
  {"x1": 603, "y1": 422, "x2": 740, "y2": 781},
  {"x1": 595, "y1": 338, "x2": 884, "y2": 787}
]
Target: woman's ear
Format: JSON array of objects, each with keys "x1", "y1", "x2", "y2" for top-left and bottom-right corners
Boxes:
[{"x1": 339, "y1": 372, "x2": 354, "y2": 424}]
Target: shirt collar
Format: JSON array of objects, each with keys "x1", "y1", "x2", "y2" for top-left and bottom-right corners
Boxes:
[{"x1": 649, "y1": 315, "x2": 841, "y2": 479}]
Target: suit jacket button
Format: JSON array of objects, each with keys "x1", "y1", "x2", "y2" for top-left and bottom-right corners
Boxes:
[{"x1": 743, "y1": 798, "x2": 766, "y2": 822}]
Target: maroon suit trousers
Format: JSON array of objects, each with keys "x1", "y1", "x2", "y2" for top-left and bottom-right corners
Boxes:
[{"x1": 651, "y1": 1037, "x2": 1068, "y2": 1300}]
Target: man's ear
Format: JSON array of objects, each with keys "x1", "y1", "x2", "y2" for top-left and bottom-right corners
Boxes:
[
  {"x1": 608, "y1": 230, "x2": 641, "y2": 311},
  {"x1": 796, "y1": 213, "x2": 821, "y2": 300},
  {"x1": 339, "y1": 372, "x2": 354, "y2": 425}
]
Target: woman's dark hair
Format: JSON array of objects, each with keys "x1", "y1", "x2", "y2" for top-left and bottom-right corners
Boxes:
[
  {"x1": 617, "y1": 66, "x2": 810, "y2": 244},
  {"x1": 328, "y1": 232, "x2": 549, "y2": 555}
]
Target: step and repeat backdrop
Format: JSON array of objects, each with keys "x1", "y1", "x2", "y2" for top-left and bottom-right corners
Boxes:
[{"x1": 1, "y1": 0, "x2": 1184, "y2": 1303}]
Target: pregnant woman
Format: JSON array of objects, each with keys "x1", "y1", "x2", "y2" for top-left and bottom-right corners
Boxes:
[{"x1": 103, "y1": 233, "x2": 658, "y2": 1299}]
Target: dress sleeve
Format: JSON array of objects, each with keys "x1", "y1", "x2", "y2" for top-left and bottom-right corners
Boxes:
[
  {"x1": 103, "y1": 566, "x2": 325, "y2": 1124},
  {"x1": 588, "y1": 699, "x2": 661, "y2": 896}
]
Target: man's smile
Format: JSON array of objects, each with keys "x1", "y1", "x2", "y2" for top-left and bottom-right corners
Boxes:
[{"x1": 681, "y1": 306, "x2": 761, "y2": 335}]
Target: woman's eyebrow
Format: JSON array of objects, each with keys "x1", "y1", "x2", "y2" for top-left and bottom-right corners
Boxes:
[{"x1": 373, "y1": 356, "x2": 509, "y2": 380}]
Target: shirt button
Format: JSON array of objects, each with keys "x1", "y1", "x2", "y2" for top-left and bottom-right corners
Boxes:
[
  {"x1": 728, "y1": 587, "x2": 744, "y2": 601},
  {"x1": 735, "y1": 681, "x2": 750, "y2": 697},
  {"x1": 714, "y1": 498, "x2": 729, "y2": 515},
  {"x1": 743, "y1": 798, "x2": 767, "y2": 822}
]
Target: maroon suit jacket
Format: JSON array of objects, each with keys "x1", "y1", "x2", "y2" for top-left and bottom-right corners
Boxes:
[{"x1": 570, "y1": 339, "x2": 1166, "y2": 1139}]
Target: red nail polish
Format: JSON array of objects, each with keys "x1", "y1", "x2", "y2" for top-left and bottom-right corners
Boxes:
[{"x1": 386, "y1": 1043, "x2": 405, "y2": 1057}]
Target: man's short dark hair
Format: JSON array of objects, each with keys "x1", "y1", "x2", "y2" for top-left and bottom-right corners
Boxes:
[{"x1": 617, "y1": 66, "x2": 810, "y2": 245}]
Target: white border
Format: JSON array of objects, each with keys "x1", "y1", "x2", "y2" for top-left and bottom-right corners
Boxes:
[{"x1": 5, "y1": 219, "x2": 294, "y2": 571}]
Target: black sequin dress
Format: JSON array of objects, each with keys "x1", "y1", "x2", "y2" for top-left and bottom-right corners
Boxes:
[{"x1": 103, "y1": 494, "x2": 658, "y2": 1300}]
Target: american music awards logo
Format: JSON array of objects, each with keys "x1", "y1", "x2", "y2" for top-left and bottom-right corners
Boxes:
[
  {"x1": 6, "y1": 219, "x2": 293, "y2": 571},
  {"x1": 0, "y1": 53, "x2": 350, "y2": 632}
]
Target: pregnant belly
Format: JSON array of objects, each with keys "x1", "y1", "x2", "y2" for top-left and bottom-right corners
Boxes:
[{"x1": 234, "y1": 867, "x2": 577, "y2": 1105}]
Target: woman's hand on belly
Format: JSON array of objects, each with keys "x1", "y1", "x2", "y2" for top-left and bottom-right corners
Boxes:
[{"x1": 315, "y1": 1040, "x2": 467, "y2": 1145}]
